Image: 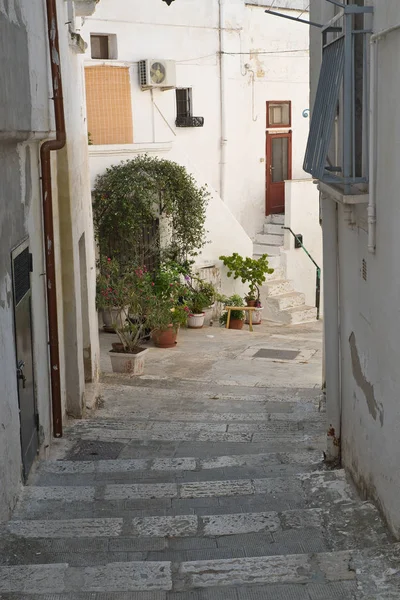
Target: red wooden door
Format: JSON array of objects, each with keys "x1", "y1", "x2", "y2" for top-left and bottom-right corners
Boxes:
[{"x1": 265, "y1": 131, "x2": 292, "y2": 216}]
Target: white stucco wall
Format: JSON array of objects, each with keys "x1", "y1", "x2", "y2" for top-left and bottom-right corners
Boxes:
[
  {"x1": 81, "y1": 0, "x2": 310, "y2": 240},
  {"x1": 0, "y1": 0, "x2": 100, "y2": 521},
  {"x1": 311, "y1": 0, "x2": 400, "y2": 536},
  {"x1": 283, "y1": 179, "x2": 322, "y2": 311},
  {"x1": 0, "y1": 0, "x2": 52, "y2": 521}
]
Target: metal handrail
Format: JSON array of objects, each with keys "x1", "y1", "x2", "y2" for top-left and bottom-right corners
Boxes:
[{"x1": 282, "y1": 227, "x2": 321, "y2": 320}]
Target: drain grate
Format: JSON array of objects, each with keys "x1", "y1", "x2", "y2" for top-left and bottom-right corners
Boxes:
[
  {"x1": 254, "y1": 348, "x2": 300, "y2": 360},
  {"x1": 65, "y1": 440, "x2": 124, "y2": 461}
]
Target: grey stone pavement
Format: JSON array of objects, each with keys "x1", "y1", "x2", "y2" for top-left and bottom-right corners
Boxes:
[{"x1": 1, "y1": 321, "x2": 400, "y2": 599}]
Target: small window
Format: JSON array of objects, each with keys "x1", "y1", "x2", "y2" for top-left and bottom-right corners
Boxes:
[
  {"x1": 176, "y1": 88, "x2": 192, "y2": 119},
  {"x1": 91, "y1": 35, "x2": 109, "y2": 59},
  {"x1": 267, "y1": 101, "x2": 291, "y2": 128}
]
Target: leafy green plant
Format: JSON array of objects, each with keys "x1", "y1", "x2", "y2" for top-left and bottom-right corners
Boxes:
[
  {"x1": 218, "y1": 294, "x2": 245, "y2": 325},
  {"x1": 93, "y1": 155, "x2": 210, "y2": 270},
  {"x1": 186, "y1": 278, "x2": 215, "y2": 314},
  {"x1": 97, "y1": 258, "x2": 152, "y2": 352},
  {"x1": 219, "y1": 253, "x2": 274, "y2": 301}
]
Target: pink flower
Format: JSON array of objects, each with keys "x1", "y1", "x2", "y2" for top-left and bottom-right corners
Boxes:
[{"x1": 107, "y1": 257, "x2": 111, "y2": 262}]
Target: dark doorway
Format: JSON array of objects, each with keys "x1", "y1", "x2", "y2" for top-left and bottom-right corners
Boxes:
[{"x1": 12, "y1": 240, "x2": 38, "y2": 481}]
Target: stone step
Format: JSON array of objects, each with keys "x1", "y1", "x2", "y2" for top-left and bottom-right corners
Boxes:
[
  {"x1": 266, "y1": 213, "x2": 285, "y2": 225},
  {"x1": 1, "y1": 544, "x2": 398, "y2": 594},
  {"x1": 262, "y1": 279, "x2": 293, "y2": 296},
  {"x1": 253, "y1": 244, "x2": 281, "y2": 257},
  {"x1": 267, "y1": 291, "x2": 306, "y2": 311},
  {"x1": 18, "y1": 471, "x2": 359, "y2": 510},
  {"x1": 3, "y1": 502, "x2": 390, "y2": 558},
  {"x1": 37, "y1": 450, "x2": 323, "y2": 476},
  {"x1": 259, "y1": 254, "x2": 282, "y2": 270},
  {"x1": 263, "y1": 222, "x2": 284, "y2": 236},
  {"x1": 254, "y1": 233, "x2": 283, "y2": 247},
  {"x1": 285, "y1": 305, "x2": 318, "y2": 325}
]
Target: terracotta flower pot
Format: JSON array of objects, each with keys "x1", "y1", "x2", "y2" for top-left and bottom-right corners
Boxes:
[
  {"x1": 152, "y1": 326, "x2": 178, "y2": 348},
  {"x1": 229, "y1": 318, "x2": 244, "y2": 330},
  {"x1": 246, "y1": 299, "x2": 257, "y2": 307}
]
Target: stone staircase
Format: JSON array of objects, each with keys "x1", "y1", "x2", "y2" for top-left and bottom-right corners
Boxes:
[
  {"x1": 1, "y1": 372, "x2": 398, "y2": 599},
  {"x1": 253, "y1": 214, "x2": 318, "y2": 324}
]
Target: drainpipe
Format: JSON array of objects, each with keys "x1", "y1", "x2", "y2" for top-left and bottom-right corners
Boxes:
[
  {"x1": 321, "y1": 194, "x2": 341, "y2": 463},
  {"x1": 40, "y1": 0, "x2": 66, "y2": 437},
  {"x1": 367, "y1": 37, "x2": 377, "y2": 253},
  {"x1": 219, "y1": 0, "x2": 227, "y2": 201},
  {"x1": 368, "y1": 23, "x2": 400, "y2": 254}
]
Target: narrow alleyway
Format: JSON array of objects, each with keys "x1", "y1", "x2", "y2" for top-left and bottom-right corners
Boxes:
[{"x1": 1, "y1": 323, "x2": 399, "y2": 599}]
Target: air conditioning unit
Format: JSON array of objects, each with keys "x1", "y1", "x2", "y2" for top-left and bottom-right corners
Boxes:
[{"x1": 139, "y1": 59, "x2": 176, "y2": 90}]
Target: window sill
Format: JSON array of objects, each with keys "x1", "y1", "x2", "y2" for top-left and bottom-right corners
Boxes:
[
  {"x1": 318, "y1": 181, "x2": 369, "y2": 205},
  {"x1": 88, "y1": 142, "x2": 173, "y2": 157}
]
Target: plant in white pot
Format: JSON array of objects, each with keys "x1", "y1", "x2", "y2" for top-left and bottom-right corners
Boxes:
[
  {"x1": 99, "y1": 259, "x2": 150, "y2": 375},
  {"x1": 186, "y1": 278, "x2": 215, "y2": 329}
]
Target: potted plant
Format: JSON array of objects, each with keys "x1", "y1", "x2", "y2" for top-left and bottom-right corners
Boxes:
[
  {"x1": 219, "y1": 253, "x2": 274, "y2": 306},
  {"x1": 145, "y1": 263, "x2": 190, "y2": 348},
  {"x1": 218, "y1": 294, "x2": 245, "y2": 330},
  {"x1": 96, "y1": 256, "x2": 126, "y2": 332},
  {"x1": 103, "y1": 261, "x2": 151, "y2": 375},
  {"x1": 186, "y1": 278, "x2": 215, "y2": 329}
]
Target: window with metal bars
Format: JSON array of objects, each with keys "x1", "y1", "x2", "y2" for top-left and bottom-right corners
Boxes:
[
  {"x1": 303, "y1": 2, "x2": 372, "y2": 193},
  {"x1": 175, "y1": 88, "x2": 204, "y2": 128}
]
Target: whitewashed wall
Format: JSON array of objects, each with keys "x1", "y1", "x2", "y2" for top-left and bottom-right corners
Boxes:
[
  {"x1": 0, "y1": 0, "x2": 52, "y2": 522},
  {"x1": 283, "y1": 179, "x2": 322, "y2": 311},
  {"x1": 311, "y1": 0, "x2": 400, "y2": 536},
  {"x1": 81, "y1": 0, "x2": 310, "y2": 240}
]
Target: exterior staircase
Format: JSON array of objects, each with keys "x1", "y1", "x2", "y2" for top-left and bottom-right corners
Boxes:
[{"x1": 253, "y1": 214, "x2": 318, "y2": 324}]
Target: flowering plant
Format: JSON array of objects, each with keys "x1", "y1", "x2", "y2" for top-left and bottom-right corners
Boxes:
[{"x1": 97, "y1": 257, "x2": 153, "y2": 353}]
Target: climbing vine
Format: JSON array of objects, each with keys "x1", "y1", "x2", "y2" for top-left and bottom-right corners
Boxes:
[{"x1": 93, "y1": 155, "x2": 210, "y2": 269}]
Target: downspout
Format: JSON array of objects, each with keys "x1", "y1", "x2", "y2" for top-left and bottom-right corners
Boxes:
[
  {"x1": 368, "y1": 23, "x2": 400, "y2": 254},
  {"x1": 219, "y1": 0, "x2": 227, "y2": 201},
  {"x1": 367, "y1": 36, "x2": 377, "y2": 253},
  {"x1": 321, "y1": 194, "x2": 341, "y2": 464},
  {"x1": 41, "y1": 0, "x2": 66, "y2": 437}
]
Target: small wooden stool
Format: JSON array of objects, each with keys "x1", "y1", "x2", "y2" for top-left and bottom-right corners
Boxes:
[{"x1": 225, "y1": 306, "x2": 257, "y2": 332}]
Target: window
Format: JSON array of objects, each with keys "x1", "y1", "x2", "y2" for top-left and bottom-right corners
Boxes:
[
  {"x1": 85, "y1": 66, "x2": 133, "y2": 145},
  {"x1": 91, "y1": 35, "x2": 109, "y2": 59},
  {"x1": 175, "y1": 88, "x2": 204, "y2": 128},
  {"x1": 267, "y1": 101, "x2": 291, "y2": 128},
  {"x1": 303, "y1": 2, "x2": 372, "y2": 192},
  {"x1": 90, "y1": 34, "x2": 118, "y2": 60},
  {"x1": 176, "y1": 88, "x2": 192, "y2": 121}
]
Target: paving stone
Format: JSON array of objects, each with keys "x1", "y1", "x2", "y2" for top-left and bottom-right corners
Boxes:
[
  {"x1": 168, "y1": 588, "x2": 239, "y2": 599},
  {"x1": 105, "y1": 484, "x2": 178, "y2": 501},
  {"x1": 177, "y1": 555, "x2": 313, "y2": 588},
  {"x1": 237, "y1": 584, "x2": 309, "y2": 600},
  {"x1": 167, "y1": 537, "x2": 217, "y2": 551},
  {"x1": 23, "y1": 486, "x2": 95, "y2": 502},
  {"x1": 307, "y1": 581, "x2": 358, "y2": 599},
  {"x1": 180, "y1": 480, "x2": 254, "y2": 499},
  {"x1": 0, "y1": 564, "x2": 68, "y2": 593},
  {"x1": 75, "y1": 561, "x2": 172, "y2": 592},
  {"x1": 202, "y1": 512, "x2": 280, "y2": 536},
  {"x1": 131, "y1": 515, "x2": 198, "y2": 537},
  {"x1": 7, "y1": 519, "x2": 123, "y2": 538}
]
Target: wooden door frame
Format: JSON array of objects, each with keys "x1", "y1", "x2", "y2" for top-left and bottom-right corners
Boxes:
[{"x1": 265, "y1": 130, "x2": 292, "y2": 216}]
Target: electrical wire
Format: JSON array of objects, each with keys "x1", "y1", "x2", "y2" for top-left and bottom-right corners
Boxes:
[{"x1": 297, "y1": 3, "x2": 310, "y2": 20}]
